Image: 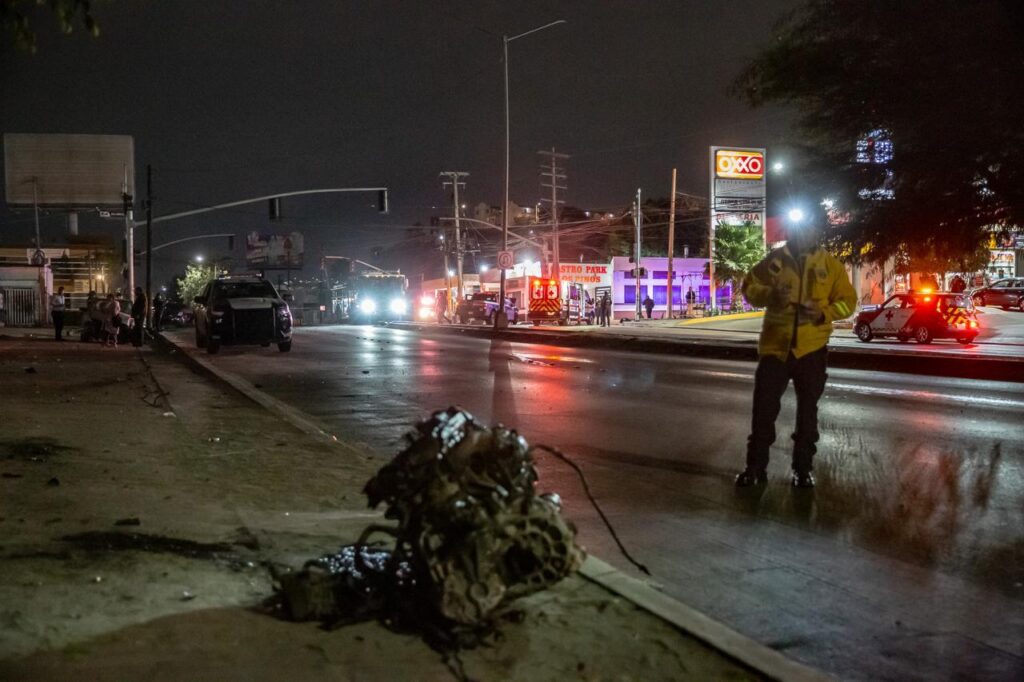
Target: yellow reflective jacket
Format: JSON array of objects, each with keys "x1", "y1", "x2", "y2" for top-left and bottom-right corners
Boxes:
[{"x1": 742, "y1": 245, "x2": 857, "y2": 360}]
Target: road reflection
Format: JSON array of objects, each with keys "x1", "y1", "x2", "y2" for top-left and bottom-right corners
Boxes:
[{"x1": 733, "y1": 441, "x2": 1020, "y2": 593}]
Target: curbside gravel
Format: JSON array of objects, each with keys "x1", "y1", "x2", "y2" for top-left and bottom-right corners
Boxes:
[{"x1": 159, "y1": 331, "x2": 829, "y2": 681}]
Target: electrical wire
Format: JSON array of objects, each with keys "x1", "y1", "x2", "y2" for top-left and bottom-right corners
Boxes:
[{"x1": 530, "y1": 444, "x2": 651, "y2": 576}]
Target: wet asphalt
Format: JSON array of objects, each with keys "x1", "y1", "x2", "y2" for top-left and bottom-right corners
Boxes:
[{"x1": 167, "y1": 325, "x2": 1024, "y2": 681}]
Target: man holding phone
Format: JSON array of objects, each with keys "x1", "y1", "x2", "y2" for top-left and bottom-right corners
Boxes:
[{"x1": 735, "y1": 218, "x2": 857, "y2": 488}]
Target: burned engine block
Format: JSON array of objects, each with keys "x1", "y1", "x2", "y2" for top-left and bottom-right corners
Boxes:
[{"x1": 277, "y1": 407, "x2": 584, "y2": 632}]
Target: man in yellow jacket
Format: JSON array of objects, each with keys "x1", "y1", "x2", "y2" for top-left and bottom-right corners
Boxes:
[{"x1": 736, "y1": 220, "x2": 857, "y2": 488}]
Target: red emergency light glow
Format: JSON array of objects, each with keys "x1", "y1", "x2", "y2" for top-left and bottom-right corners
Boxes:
[{"x1": 969, "y1": 320, "x2": 978, "y2": 328}]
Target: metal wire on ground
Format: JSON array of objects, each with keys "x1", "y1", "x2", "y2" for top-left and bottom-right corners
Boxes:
[{"x1": 531, "y1": 444, "x2": 651, "y2": 576}]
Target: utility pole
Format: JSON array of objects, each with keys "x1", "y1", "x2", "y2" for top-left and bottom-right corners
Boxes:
[
  {"x1": 666, "y1": 168, "x2": 677, "y2": 319},
  {"x1": 123, "y1": 165, "x2": 134, "y2": 295},
  {"x1": 440, "y1": 171, "x2": 468, "y2": 303},
  {"x1": 538, "y1": 148, "x2": 568, "y2": 280},
  {"x1": 145, "y1": 164, "x2": 153, "y2": 330},
  {"x1": 438, "y1": 228, "x2": 454, "y2": 313},
  {"x1": 634, "y1": 187, "x2": 643, "y2": 320}
]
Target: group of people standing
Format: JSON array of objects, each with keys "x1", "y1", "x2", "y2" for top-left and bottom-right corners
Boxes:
[
  {"x1": 55, "y1": 287, "x2": 164, "y2": 348},
  {"x1": 596, "y1": 286, "x2": 700, "y2": 324}
]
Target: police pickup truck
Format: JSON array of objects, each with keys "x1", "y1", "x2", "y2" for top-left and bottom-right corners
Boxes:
[{"x1": 454, "y1": 292, "x2": 518, "y2": 325}]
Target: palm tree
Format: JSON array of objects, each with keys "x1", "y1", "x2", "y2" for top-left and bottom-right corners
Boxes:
[{"x1": 707, "y1": 222, "x2": 765, "y2": 311}]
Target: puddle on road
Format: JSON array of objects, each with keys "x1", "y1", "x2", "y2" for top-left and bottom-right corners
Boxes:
[{"x1": 732, "y1": 441, "x2": 1024, "y2": 595}]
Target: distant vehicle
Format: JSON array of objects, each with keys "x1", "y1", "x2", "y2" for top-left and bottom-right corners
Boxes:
[
  {"x1": 455, "y1": 292, "x2": 518, "y2": 325},
  {"x1": 160, "y1": 302, "x2": 193, "y2": 328},
  {"x1": 970, "y1": 278, "x2": 1024, "y2": 310},
  {"x1": 853, "y1": 291, "x2": 979, "y2": 345},
  {"x1": 349, "y1": 272, "x2": 409, "y2": 322},
  {"x1": 192, "y1": 275, "x2": 293, "y2": 354}
]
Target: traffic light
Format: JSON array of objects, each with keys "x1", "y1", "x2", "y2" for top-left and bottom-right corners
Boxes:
[
  {"x1": 377, "y1": 189, "x2": 389, "y2": 214},
  {"x1": 629, "y1": 267, "x2": 647, "y2": 278},
  {"x1": 269, "y1": 197, "x2": 282, "y2": 221},
  {"x1": 227, "y1": 235, "x2": 235, "y2": 250}
]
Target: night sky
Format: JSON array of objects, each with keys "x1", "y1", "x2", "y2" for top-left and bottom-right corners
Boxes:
[{"x1": 1, "y1": 0, "x2": 799, "y2": 285}]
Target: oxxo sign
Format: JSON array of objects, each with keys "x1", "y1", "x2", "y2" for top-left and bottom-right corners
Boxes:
[{"x1": 715, "y1": 149, "x2": 765, "y2": 180}]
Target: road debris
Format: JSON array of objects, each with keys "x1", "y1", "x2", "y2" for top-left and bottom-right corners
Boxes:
[{"x1": 275, "y1": 407, "x2": 584, "y2": 649}]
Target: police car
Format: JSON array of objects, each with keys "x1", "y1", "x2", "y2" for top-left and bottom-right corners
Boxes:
[{"x1": 853, "y1": 291, "x2": 979, "y2": 345}]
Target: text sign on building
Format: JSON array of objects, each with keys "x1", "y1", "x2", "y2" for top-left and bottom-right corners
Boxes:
[
  {"x1": 714, "y1": 149, "x2": 764, "y2": 180},
  {"x1": 558, "y1": 263, "x2": 610, "y2": 285}
]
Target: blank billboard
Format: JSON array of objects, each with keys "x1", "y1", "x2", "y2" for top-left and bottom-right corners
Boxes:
[{"x1": 3, "y1": 133, "x2": 134, "y2": 208}]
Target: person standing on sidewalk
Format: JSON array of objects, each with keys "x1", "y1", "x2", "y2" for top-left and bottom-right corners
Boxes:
[
  {"x1": 99, "y1": 293, "x2": 120, "y2": 347},
  {"x1": 643, "y1": 294, "x2": 654, "y2": 319},
  {"x1": 735, "y1": 218, "x2": 856, "y2": 489},
  {"x1": 685, "y1": 287, "x2": 696, "y2": 315},
  {"x1": 130, "y1": 287, "x2": 147, "y2": 347},
  {"x1": 152, "y1": 292, "x2": 166, "y2": 332},
  {"x1": 49, "y1": 286, "x2": 66, "y2": 341},
  {"x1": 602, "y1": 292, "x2": 612, "y2": 326}
]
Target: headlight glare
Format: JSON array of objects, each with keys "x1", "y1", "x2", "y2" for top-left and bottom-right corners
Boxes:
[{"x1": 359, "y1": 299, "x2": 377, "y2": 314}]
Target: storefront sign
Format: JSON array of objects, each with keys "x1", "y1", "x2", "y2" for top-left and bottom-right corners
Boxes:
[
  {"x1": 714, "y1": 149, "x2": 765, "y2": 180},
  {"x1": 559, "y1": 263, "x2": 610, "y2": 285},
  {"x1": 713, "y1": 211, "x2": 763, "y2": 228}
]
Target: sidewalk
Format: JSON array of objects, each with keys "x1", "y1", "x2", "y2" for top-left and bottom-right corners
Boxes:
[{"x1": 0, "y1": 334, "x2": 821, "y2": 681}]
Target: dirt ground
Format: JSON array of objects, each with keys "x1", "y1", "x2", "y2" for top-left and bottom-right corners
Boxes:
[{"x1": 0, "y1": 334, "x2": 758, "y2": 681}]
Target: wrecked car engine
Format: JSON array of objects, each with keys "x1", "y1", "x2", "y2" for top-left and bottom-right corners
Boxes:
[{"x1": 276, "y1": 407, "x2": 585, "y2": 637}]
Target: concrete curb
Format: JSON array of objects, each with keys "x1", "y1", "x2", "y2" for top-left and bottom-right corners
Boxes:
[
  {"x1": 384, "y1": 322, "x2": 1024, "y2": 383},
  {"x1": 155, "y1": 333, "x2": 366, "y2": 458},
  {"x1": 677, "y1": 311, "x2": 765, "y2": 326},
  {"x1": 159, "y1": 331, "x2": 828, "y2": 681}
]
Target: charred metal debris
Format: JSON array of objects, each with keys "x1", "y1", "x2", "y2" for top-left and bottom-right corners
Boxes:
[{"x1": 274, "y1": 407, "x2": 586, "y2": 647}]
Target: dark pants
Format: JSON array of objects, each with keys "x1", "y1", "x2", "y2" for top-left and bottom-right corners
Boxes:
[
  {"x1": 153, "y1": 307, "x2": 163, "y2": 332},
  {"x1": 746, "y1": 347, "x2": 828, "y2": 473},
  {"x1": 51, "y1": 311, "x2": 64, "y2": 340},
  {"x1": 132, "y1": 316, "x2": 145, "y2": 346},
  {"x1": 645, "y1": 307, "x2": 653, "y2": 319}
]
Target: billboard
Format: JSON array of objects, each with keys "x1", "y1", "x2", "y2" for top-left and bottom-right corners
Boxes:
[
  {"x1": 709, "y1": 146, "x2": 766, "y2": 213},
  {"x1": 246, "y1": 231, "x2": 304, "y2": 269},
  {"x1": 3, "y1": 133, "x2": 134, "y2": 208}
]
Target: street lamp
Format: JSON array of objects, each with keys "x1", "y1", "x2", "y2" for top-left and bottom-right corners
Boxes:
[
  {"x1": 194, "y1": 255, "x2": 204, "y2": 263},
  {"x1": 787, "y1": 208, "x2": 805, "y2": 223},
  {"x1": 497, "y1": 19, "x2": 566, "y2": 329},
  {"x1": 772, "y1": 161, "x2": 785, "y2": 173}
]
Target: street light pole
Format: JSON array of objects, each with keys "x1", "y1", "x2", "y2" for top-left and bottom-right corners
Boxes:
[
  {"x1": 497, "y1": 19, "x2": 565, "y2": 329},
  {"x1": 634, "y1": 188, "x2": 643, "y2": 320},
  {"x1": 667, "y1": 168, "x2": 677, "y2": 319}
]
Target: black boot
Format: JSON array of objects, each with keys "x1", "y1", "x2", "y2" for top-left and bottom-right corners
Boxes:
[
  {"x1": 791, "y1": 470, "x2": 816, "y2": 488},
  {"x1": 735, "y1": 468, "x2": 768, "y2": 487}
]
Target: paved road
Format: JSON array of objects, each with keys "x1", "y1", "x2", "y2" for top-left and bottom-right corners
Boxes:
[
  {"x1": 167, "y1": 326, "x2": 1024, "y2": 681},
  {"x1": 531, "y1": 306, "x2": 1024, "y2": 358}
]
